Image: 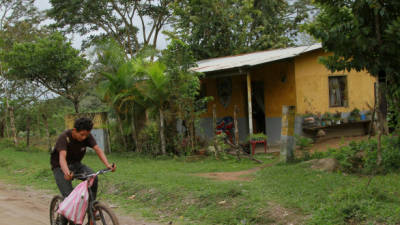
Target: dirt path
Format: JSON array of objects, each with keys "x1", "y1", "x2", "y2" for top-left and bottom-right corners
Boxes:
[{"x1": 0, "y1": 181, "x2": 161, "y2": 225}]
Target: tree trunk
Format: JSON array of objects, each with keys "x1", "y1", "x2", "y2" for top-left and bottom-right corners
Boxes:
[
  {"x1": 0, "y1": 117, "x2": 5, "y2": 138},
  {"x1": 5, "y1": 111, "x2": 10, "y2": 138},
  {"x1": 376, "y1": 71, "x2": 389, "y2": 168},
  {"x1": 37, "y1": 111, "x2": 41, "y2": 137},
  {"x1": 42, "y1": 114, "x2": 52, "y2": 152},
  {"x1": 8, "y1": 106, "x2": 18, "y2": 145},
  {"x1": 26, "y1": 116, "x2": 31, "y2": 146},
  {"x1": 73, "y1": 100, "x2": 79, "y2": 113},
  {"x1": 116, "y1": 113, "x2": 128, "y2": 150},
  {"x1": 130, "y1": 108, "x2": 139, "y2": 152},
  {"x1": 159, "y1": 109, "x2": 166, "y2": 155}
]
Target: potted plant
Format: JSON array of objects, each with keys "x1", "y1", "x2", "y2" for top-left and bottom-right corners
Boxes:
[
  {"x1": 350, "y1": 108, "x2": 361, "y2": 121},
  {"x1": 334, "y1": 111, "x2": 342, "y2": 124},
  {"x1": 323, "y1": 112, "x2": 333, "y2": 126},
  {"x1": 246, "y1": 133, "x2": 268, "y2": 142}
]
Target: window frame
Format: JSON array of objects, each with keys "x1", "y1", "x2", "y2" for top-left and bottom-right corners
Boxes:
[{"x1": 328, "y1": 75, "x2": 349, "y2": 108}]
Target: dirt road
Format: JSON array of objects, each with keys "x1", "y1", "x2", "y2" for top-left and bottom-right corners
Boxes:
[{"x1": 0, "y1": 181, "x2": 161, "y2": 225}]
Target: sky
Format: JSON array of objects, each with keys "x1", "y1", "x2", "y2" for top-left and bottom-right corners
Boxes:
[{"x1": 34, "y1": 0, "x2": 168, "y2": 50}]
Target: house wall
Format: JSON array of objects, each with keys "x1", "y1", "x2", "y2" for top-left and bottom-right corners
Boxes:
[
  {"x1": 252, "y1": 60, "x2": 297, "y2": 144},
  {"x1": 197, "y1": 50, "x2": 376, "y2": 145},
  {"x1": 198, "y1": 76, "x2": 249, "y2": 142},
  {"x1": 198, "y1": 60, "x2": 297, "y2": 144},
  {"x1": 294, "y1": 50, "x2": 376, "y2": 115}
]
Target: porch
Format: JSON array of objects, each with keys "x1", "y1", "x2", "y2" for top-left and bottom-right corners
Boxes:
[{"x1": 197, "y1": 58, "x2": 299, "y2": 145}]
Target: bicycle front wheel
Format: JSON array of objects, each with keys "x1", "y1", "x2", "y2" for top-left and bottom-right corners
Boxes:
[
  {"x1": 92, "y1": 202, "x2": 119, "y2": 225},
  {"x1": 49, "y1": 195, "x2": 63, "y2": 225}
]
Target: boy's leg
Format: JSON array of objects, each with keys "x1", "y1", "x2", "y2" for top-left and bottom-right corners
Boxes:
[{"x1": 53, "y1": 167, "x2": 73, "y2": 225}]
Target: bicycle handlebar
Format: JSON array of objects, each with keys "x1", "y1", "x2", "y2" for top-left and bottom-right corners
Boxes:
[{"x1": 73, "y1": 163, "x2": 115, "y2": 180}]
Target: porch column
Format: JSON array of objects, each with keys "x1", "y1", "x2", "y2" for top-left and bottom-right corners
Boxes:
[
  {"x1": 247, "y1": 72, "x2": 253, "y2": 134},
  {"x1": 280, "y1": 105, "x2": 296, "y2": 162}
]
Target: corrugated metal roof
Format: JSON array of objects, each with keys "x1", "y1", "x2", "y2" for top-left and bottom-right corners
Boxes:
[{"x1": 192, "y1": 43, "x2": 322, "y2": 73}]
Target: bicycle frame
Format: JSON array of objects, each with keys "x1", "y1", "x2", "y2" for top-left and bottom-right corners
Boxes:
[{"x1": 73, "y1": 167, "x2": 113, "y2": 225}]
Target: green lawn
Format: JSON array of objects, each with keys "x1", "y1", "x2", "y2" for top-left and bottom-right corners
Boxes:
[{"x1": 0, "y1": 141, "x2": 400, "y2": 225}]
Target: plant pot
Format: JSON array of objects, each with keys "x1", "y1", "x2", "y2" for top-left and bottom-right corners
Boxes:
[{"x1": 197, "y1": 149, "x2": 206, "y2": 155}]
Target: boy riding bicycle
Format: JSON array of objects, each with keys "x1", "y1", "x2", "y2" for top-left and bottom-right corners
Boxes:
[{"x1": 50, "y1": 117, "x2": 116, "y2": 225}]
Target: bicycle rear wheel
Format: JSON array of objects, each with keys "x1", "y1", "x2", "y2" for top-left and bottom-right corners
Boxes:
[{"x1": 91, "y1": 202, "x2": 119, "y2": 225}]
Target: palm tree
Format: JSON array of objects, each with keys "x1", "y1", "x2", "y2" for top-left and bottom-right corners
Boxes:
[
  {"x1": 139, "y1": 61, "x2": 169, "y2": 155},
  {"x1": 96, "y1": 40, "x2": 144, "y2": 151}
]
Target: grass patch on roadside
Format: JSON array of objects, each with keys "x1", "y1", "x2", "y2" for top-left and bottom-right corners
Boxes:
[{"x1": 1, "y1": 139, "x2": 400, "y2": 224}]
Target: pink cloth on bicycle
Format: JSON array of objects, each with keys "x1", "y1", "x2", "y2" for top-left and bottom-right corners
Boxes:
[{"x1": 57, "y1": 176, "x2": 96, "y2": 224}]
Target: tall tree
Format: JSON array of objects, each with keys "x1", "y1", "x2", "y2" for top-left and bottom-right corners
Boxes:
[
  {"x1": 95, "y1": 40, "x2": 146, "y2": 151},
  {"x1": 305, "y1": 0, "x2": 400, "y2": 166},
  {"x1": 0, "y1": 0, "x2": 43, "y2": 144},
  {"x1": 171, "y1": 0, "x2": 313, "y2": 60},
  {"x1": 4, "y1": 32, "x2": 90, "y2": 113},
  {"x1": 47, "y1": 0, "x2": 173, "y2": 56}
]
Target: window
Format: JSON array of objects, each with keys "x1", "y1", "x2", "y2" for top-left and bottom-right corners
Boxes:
[{"x1": 329, "y1": 76, "x2": 348, "y2": 107}]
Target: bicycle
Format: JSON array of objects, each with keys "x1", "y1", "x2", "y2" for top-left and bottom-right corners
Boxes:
[{"x1": 49, "y1": 166, "x2": 119, "y2": 225}]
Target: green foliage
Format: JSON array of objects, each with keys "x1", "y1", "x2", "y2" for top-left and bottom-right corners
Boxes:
[
  {"x1": 324, "y1": 136, "x2": 400, "y2": 174},
  {"x1": 211, "y1": 133, "x2": 229, "y2": 160},
  {"x1": 295, "y1": 134, "x2": 313, "y2": 160},
  {"x1": 137, "y1": 122, "x2": 160, "y2": 155},
  {"x1": 47, "y1": 0, "x2": 172, "y2": 54},
  {"x1": 306, "y1": 0, "x2": 400, "y2": 77},
  {"x1": 4, "y1": 32, "x2": 90, "y2": 112},
  {"x1": 95, "y1": 38, "x2": 207, "y2": 155},
  {"x1": 171, "y1": 0, "x2": 313, "y2": 60},
  {"x1": 246, "y1": 133, "x2": 267, "y2": 142}
]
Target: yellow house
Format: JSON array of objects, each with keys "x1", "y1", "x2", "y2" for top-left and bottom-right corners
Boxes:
[{"x1": 193, "y1": 44, "x2": 376, "y2": 145}]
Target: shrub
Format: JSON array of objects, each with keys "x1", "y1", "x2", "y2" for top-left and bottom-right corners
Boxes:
[
  {"x1": 295, "y1": 135, "x2": 313, "y2": 160},
  {"x1": 245, "y1": 133, "x2": 267, "y2": 142},
  {"x1": 137, "y1": 122, "x2": 160, "y2": 155},
  {"x1": 325, "y1": 135, "x2": 400, "y2": 174}
]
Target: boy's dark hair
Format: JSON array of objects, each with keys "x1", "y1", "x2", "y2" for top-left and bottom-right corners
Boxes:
[{"x1": 74, "y1": 117, "x2": 93, "y2": 131}]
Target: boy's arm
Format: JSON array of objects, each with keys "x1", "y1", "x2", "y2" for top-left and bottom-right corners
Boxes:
[
  {"x1": 59, "y1": 150, "x2": 73, "y2": 180},
  {"x1": 93, "y1": 145, "x2": 116, "y2": 171}
]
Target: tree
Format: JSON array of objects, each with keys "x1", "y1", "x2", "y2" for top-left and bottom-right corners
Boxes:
[
  {"x1": 139, "y1": 61, "x2": 169, "y2": 155},
  {"x1": 159, "y1": 38, "x2": 207, "y2": 154},
  {"x1": 305, "y1": 0, "x2": 400, "y2": 166},
  {"x1": 0, "y1": 0, "x2": 44, "y2": 144},
  {"x1": 95, "y1": 40, "x2": 146, "y2": 151},
  {"x1": 47, "y1": 0, "x2": 173, "y2": 56},
  {"x1": 4, "y1": 32, "x2": 90, "y2": 113},
  {"x1": 171, "y1": 0, "x2": 313, "y2": 60}
]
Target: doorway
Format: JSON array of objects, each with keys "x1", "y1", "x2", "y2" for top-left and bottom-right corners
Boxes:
[{"x1": 251, "y1": 82, "x2": 266, "y2": 134}]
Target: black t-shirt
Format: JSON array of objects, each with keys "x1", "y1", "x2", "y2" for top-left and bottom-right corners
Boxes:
[{"x1": 50, "y1": 129, "x2": 97, "y2": 169}]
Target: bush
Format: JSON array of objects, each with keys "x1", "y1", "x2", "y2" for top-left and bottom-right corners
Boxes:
[
  {"x1": 325, "y1": 135, "x2": 400, "y2": 174},
  {"x1": 0, "y1": 139, "x2": 15, "y2": 148},
  {"x1": 295, "y1": 135, "x2": 313, "y2": 160},
  {"x1": 364, "y1": 135, "x2": 400, "y2": 174},
  {"x1": 245, "y1": 133, "x2": 267, "y2": 142},
  {"x1": 137, "y1": 122, "x2": 160, "y2": 155}
]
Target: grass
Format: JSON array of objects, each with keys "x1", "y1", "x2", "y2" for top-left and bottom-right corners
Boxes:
[{"x1": 0, "y1": 139, "x2": 400, "y2": 224}]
